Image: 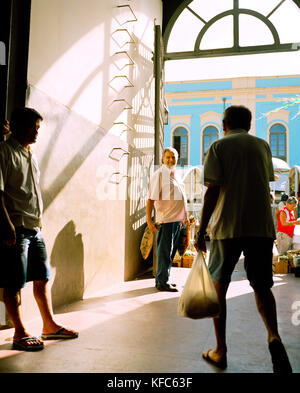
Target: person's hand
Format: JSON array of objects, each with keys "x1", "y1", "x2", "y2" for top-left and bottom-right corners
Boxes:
[
  {"x1": 295, "y1": 219, "x2": 300, "y2": 225},
  {"x1": 188, "y1": 216, "x2": 195, "y2": 224},
  {"x1": 0, "y1": 221, "x2": 16, "y2": 246},
  {"x1": 194, "y1": 231, "x2": 206, "y2": 253},
  {"x1": 1, "y1": 120, "x2": 10, "y2": 137},
  {"x1": 147, "y1": 220, "x2": 158, "y2": 233}
]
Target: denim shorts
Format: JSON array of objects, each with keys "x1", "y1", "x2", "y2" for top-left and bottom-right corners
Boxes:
[
  {"x1": 208, "y1": 237, "x2": 274, "y2": 290},
  {"x1": 0, "y1": 227, "x2": 50, "y2": 289}
]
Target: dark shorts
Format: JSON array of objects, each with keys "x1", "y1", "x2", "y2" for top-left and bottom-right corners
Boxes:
[
  {"x1": 208, "y1": 237, "x2": 274, "y2": 291},
  {"x1": 0, "y1": 227, "x2": 50, "y2": 290}
]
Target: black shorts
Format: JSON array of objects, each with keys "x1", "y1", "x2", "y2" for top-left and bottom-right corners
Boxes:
[
  {"x1": 208, "y1": 237, "x2": 274, "y2": 290},
  {"x1": 0, "y1": 227, "x2": 50, "y2": 290}
]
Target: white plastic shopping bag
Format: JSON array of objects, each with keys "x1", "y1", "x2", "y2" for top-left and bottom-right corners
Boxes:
[{"x1": 178, "y1": 251, "x2": 220, "y2": 319}]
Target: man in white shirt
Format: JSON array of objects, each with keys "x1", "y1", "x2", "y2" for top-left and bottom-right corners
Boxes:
[
  {"x1": 0, "y1": 108, "x2": 78, "y2": 351},
  {"x1": 195, "y1": 105, "x2": 292, "y2": 374},
  {"x1": 147, "y1": 147, "x2": 187, "y2": 291}
]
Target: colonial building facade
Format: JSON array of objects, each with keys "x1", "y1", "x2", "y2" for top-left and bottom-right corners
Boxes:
[{"x1": 164, "y1": 75, "x2": 300, "y2": 168}]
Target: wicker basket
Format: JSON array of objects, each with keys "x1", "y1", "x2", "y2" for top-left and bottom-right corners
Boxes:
[
  {"x1": 182, "y1": 255, "x2": 194, "y2": 268},
  {"x1": 274, "y1": 256, "x2": 289, "y2": 274}
]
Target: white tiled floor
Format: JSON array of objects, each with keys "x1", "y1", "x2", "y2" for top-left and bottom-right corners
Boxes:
[{"x1": 0, "y1": 261, "x2": 299, "y2": 373}]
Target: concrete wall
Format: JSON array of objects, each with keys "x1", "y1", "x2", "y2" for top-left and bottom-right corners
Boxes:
[{"x1": 15, "y1": 0, "x2": 162, "y2": 317}]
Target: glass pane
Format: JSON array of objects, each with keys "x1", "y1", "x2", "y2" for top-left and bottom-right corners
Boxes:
[
  {"x1": 271, "y1": 123, "x2": 285, "y2": 133},
  {"x1": 270, "y1": 135, "x2": 276, "y2": 148},
  {"x1": 203, "y1": 137, "x2": 210, "y2": 150},
  {"x1": 200, "y1": 15, "x2": 234, "y2": 50},
  {"x1": 269, "y1": 0, "x2": 300, "y2": 43},
  {"x1": 181, "y1": 136, "x2": 188, "y2": 145},
  {"x1": 190, "y1": 0, "x2": 233, "y2": 23},
  {"x1": 278, "y1": 134, "x2": 286, "y2": 145},
  {"x1": 167, "y1": 8, "x2": 204, "y2": 53},
  {"x1": 239, "y1": 0, "x2": 281, "y2": 17},
  {"x1": 203, "y1": 126, "x2": 218, "y2": 135},
  {"x1": 174, "y1": 127, "x2": 188, "y2": 136},
  {"x1": 239, "y1": 14, "x2": 274, "y2": 46}
]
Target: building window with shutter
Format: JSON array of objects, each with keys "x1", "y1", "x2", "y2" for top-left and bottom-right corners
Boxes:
[
  {"x1": 269, "y1": 123, "x2": 287, "y2": 161},
  {"x1": 202, "y1": 125, "x2": 219, "y2": 163},
  {"x1": 172, "y1": 126, "x2": 189, "y2": 167}
]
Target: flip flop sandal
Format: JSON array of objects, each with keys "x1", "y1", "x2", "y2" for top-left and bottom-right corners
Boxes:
[
  {"x1": 41, "y1": 327, "x2": 79, "y2": 340},
  {"x1": 202, "y1": 349, "x2": 227, "y2": 369},
  {"x1": 13, "y1": 336, "x2": 44, "y2": 351},
  {"x1": 268, "y1": 340, "x2": 292, "y2": 374}
]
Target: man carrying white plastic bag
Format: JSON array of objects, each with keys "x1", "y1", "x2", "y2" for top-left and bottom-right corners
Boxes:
[
  {"x1": 192, "y1": 106, "x2": 292, "y2": 373},
  {"x1": 178, "y1": 251, "x2": 219, "y2": 320}
]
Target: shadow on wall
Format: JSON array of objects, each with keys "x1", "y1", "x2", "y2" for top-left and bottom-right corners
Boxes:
[
  {"x1": 50, "y1": 221, "x2": 84, "y2": 311},
  {"x1": 123, "y1": 32, "x2": 156, "y2": 281}
]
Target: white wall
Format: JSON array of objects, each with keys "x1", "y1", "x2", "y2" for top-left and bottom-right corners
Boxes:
[{"x1": 24, "y1": 0, "x2": 162, "y2": 314}]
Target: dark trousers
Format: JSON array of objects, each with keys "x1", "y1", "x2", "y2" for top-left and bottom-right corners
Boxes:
[{"x1": 156, "y1": 221, "x2": 181, "y2": 287}]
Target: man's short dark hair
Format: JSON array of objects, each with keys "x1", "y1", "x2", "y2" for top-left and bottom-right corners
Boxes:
[
  {"x1": 281, "y1": 193, "x2": 288, "y2": 202},
  {"x1": 10, "y1": 107, "x2": 43, "y2": 133},
  {"x1": 223, "y1": 105, "x2": 252, "y2": 131}
]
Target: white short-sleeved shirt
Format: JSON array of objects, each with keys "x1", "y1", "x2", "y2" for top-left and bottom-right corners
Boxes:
[
  {"x1": 148, "y1": 164, "x2": 187, "y2": 223},
  {"x1": 278, "y1": 201, "x2": 286, "y2": 211},
  {"x1": 204, "y1": 129, "x2": 276, "y2": 240},
  {"x1": 0, "y1": 136, "x2": 43, "y2": 231}
]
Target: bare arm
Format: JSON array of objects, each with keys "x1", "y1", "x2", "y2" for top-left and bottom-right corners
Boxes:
[
  {"x1": 280, "y1": 210, "x2": 300, "y2": 226},
  {"x1": 195, "y1": 184, "x2": 220, "y2": 252},
  {"x1": 0, "y1": 191, "x2": 16, "y2": 246},
  {"x1": 1, "y1": 120, "x2": 10, "y2": 139},
  {"x1": 275, "y1": 205, "x2": 280, "y2": 224},
  {"x1": 146, "y1": 199, "x2": 157, "y2": 233}
]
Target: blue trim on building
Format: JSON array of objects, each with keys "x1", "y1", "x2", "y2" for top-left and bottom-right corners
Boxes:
[
  {"x1": 256, "y1": 77, "x2": 300, "y2": 88},
  {"x1": 165, "y1": 77, "x2": 300, "y2": 168},
  {"x1": 172, "y1": 97, "x2": 215, "y2": 102},
  {"x1": 165, "y1": 80, "x2": 232, "y2": 93},
  {"x1": 273, "y1": 93, "x2": 300, "y2": 98}
]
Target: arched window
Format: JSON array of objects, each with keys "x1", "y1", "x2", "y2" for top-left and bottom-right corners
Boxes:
[
  {"x1": 202, "y1": 125, "x2": 219, "y2": 162},
  {"x1": 269, "y1": 123, "x2": 287, "y2": 161},
  {"x1": 164, "y1": 0, "x2": 300, "y2": 59},
  {"x1": 172, "y1": 127, "x2": 188, "y2": 166}
]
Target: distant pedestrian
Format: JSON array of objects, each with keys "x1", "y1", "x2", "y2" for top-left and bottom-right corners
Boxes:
[
  {"x1": 275, "y1": 193, "x2": 288, "y2": 227},
  {"x1": 296, "y1": 191, "x2": 300, "y2": 219},
  {"x1": 276, "y1": 196, "x2": 300, "y2": 255}
]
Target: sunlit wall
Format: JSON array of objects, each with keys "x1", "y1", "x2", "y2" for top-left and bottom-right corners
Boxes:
[{"x1": 24, "y1": 0, "x2": 162, "y2": 314}]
